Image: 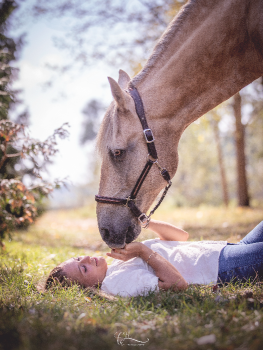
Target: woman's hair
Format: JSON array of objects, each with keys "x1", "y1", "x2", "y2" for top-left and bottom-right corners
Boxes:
[
  {"x1": 45, "y1": 264, "x2": 117, "y2": 300},
  {"x1": 45, "y1": 265, "x2": 69, "y2": 290}
]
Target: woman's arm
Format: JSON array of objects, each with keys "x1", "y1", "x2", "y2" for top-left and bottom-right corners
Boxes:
[
  {"x1": 148, "y1": 220, "x2": 189, "y2": 241},
  {"x1": 107, "y1": 242, "x2": 188, "y2": 292}
]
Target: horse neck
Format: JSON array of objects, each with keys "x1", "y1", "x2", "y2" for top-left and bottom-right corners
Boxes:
[{"x1": 132, "y1": 0, "x2": 263, "y2": 133}]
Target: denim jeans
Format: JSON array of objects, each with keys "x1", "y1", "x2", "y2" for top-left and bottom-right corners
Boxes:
[{"x1": 217, "y1": 221, "x2": 263, "y2": 283}]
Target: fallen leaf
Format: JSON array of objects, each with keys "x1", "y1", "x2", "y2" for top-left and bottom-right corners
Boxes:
[
  {"x1": 77, "y1": 313, "x2": 86, "y2": 320},
  {"x1": 196, "y1": 334, "x2": 216, "y2": 345}
]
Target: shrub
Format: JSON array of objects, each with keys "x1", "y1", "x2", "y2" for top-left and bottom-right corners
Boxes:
[{"x1": 0, "y1": 119, "x2": 69, "y2": 244}]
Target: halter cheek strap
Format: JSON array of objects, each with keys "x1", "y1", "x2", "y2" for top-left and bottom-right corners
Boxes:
[{"x1": 95, "y1": 83, "x2": 172, "y2": 227}]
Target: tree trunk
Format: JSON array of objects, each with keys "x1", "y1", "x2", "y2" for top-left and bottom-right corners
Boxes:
[
  {"x1": 233, "y1": 92, "x2": 250, "y2": 207},
  {"x1": 212, "y1": 119, "x2": 229, "y2": 207}
]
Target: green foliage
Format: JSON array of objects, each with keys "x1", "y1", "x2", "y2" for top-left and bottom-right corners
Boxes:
[
  {"x1": 0, "y1": 0, "x2": 17, "y2": 120},
  {"x1": 0, "y1": 178, "x2": 37, "y2": 243},
  {"x1": 0, "y1": 0, "x2": 24, "y2": 183},
  {"x1": 0, "y1": 120, "x2": 69, "y2": 243}
]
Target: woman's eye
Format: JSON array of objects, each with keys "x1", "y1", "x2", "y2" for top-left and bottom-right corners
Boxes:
[{"x1": 82, "y1": 265, "x2": 87, "y2": 273}]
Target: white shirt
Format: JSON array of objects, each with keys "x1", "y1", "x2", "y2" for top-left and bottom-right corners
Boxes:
[{"x1": 101, "y1": 239, "x2": 227, "y2": 297}]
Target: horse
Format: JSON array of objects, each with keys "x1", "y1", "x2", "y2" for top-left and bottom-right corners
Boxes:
[{"x1": 96, "y1": 0, "x2": 263, "y2": 248}]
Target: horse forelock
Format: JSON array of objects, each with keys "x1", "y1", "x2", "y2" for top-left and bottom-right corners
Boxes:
[
  {"x1": 96, "y1": 101, "x2": 124, "y2": 157},
  {"x1": 96, "y1": 102, "x2": 115, "y2": 157}
]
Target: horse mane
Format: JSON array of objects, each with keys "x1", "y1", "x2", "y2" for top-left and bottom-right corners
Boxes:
[{"x1": 131, "y1": 0, "x2": 198, "y2": 86}]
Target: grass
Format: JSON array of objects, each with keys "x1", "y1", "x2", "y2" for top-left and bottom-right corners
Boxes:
[{"x1": 1, "y1": 204, "x2": 263, "y2": 350}]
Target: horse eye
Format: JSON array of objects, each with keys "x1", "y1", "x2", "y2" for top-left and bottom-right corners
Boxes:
[
  {"x1": 114, "y1": 150, "x2": 122, "y2": 157},
  {"x1": 109, "y1": 148, "x2": 126, "y2": 162}
]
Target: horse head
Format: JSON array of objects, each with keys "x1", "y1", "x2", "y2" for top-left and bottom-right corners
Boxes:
[
  {"x1": 95, "y1": 0, "x2": 263, "y2": 248},
  {"x1": 96, "y1": 70, "x2": 179, "y2": 248}
]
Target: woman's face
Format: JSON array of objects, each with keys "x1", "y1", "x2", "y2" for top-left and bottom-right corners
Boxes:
[{"x1": 61, "y1": 255, "x2": 108, "y2": 287}]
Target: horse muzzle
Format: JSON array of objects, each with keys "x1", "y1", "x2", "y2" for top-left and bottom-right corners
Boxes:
[{"x1": 97, "y1": 206, "x2": 141, "y2": 248}]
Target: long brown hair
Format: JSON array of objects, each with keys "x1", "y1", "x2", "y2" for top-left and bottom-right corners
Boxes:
[{"x1": 45, "y1": 266, "x2": 68, "y2": 290}]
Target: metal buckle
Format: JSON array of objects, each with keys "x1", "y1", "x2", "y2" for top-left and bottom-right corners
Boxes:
[
  {"x1": 143, "y1": 129, "x2": 155, "y2": 143},
  {"x1": 138, "y1": 213, "x2": 149, "y2": 226}
]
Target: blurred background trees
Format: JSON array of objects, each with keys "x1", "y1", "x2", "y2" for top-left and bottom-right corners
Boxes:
[
  {"x1": 3, "y1": 0, "x2": 263, "y2": 210},
  {"x1": 0, "y1": 0, "x2": 69, "y2": 242},
  {"x1": 80, "y1": 99, "x2": 105, "y2": 145},
  {"x1": 0, "y1": 0, "x2": 27, "y2": 180}
]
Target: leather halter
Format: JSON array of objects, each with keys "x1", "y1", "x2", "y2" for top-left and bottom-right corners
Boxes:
[{"x1": 95, "y1": 82, "x2": 172, "y2": 228}]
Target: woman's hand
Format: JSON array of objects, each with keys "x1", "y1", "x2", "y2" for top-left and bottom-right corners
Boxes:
[{"x1": 106, "y1": 242, "x2": 144, "y2": 261}]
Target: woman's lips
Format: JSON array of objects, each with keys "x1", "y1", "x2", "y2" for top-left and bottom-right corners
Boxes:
[{"x1": 93, "y1": 257, "x2": 98, "y2": 266}]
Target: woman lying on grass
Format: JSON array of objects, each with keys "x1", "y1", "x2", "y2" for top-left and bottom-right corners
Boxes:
[{"x1": 46, "y1": 221, "x2": 263, "y2": 297}]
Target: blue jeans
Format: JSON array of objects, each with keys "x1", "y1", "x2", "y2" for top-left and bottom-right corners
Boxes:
[{"x1": 217, "y1": 221, "x2": 263, "y2": 283}]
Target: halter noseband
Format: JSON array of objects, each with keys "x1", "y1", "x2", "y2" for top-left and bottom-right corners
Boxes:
[{"x1": 95, "y1": 82, "x2": 172, "y2": 228}]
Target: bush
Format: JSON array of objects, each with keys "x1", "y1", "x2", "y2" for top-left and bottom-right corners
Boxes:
[{"x1": 0, "y1": 119, "x2": 69, "y2": 244}]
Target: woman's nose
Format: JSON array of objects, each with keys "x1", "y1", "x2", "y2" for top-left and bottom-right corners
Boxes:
[{"x1": 80, "y1": 256, "x2": 90, "y2": 263}]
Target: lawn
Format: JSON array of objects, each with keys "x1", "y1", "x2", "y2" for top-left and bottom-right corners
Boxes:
[{"x1": 1, "y1": 204, "x2": 263, "y2": 350}]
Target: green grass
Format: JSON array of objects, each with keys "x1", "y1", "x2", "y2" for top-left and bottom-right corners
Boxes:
[{"x1": 1, "y1": 204, "x2": 263, "y2": 350}]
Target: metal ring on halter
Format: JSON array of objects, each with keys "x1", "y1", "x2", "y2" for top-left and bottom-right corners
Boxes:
[
  {"x1": 148, "y1": 154, "x2": 165, "y2": 173},
  {"x1": 125, "y1": 196, "x2": 135, "y2": 207},
  {"x1": 146, "y1": 153, "x2": 158, "y2": 162},
  {"x1": 154, "y1": 159, "x2": 164, "y2": 172}
]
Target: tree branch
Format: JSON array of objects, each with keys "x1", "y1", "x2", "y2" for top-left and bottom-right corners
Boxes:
[{"x1": 6, "y1": 152, "x2": 21, "y2": 158}]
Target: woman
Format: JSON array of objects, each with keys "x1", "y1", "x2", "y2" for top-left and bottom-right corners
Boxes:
[{"x1": 46, "y1": 220, "x2": 263, "y2": 297}]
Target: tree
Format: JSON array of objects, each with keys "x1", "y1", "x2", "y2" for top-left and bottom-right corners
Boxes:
[
  {"x1": 232, "y1": 92, "x2": 250, "y2": 207},
  {"x1": 0, "y1": 0, "x2": 29, "y2": 180},
  {"x1": 209, "y1": 112, "x2": 229, "y2": 207},
  {"x1": 0, "y1": 0, "x2": 70, "y2": 245},
  {"x1": 80, "y1": 99, "x2": 105, "y2": 144},
  {"x1": 240, "y1": 78, "x2": 263, "y2": 206},
  {"x1": 0, "y1": 0, "x2": 59, "y2": 187}
]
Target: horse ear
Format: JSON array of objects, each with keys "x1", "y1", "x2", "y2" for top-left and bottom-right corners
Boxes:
[
  {"x1": 108, "y1": 77, "x2": 127, "y2": 110},
  {"x1": 118, "y1": 69, "x2": 130, "y2": 89}
]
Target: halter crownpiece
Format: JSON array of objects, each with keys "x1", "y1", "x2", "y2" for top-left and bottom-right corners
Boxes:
[{"x1": 95, "y1": 82, "x2": 172, "y2": 228}]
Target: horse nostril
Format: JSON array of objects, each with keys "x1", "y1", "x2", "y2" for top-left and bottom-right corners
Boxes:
[
  {"x1": 101, "y1": 228, "x2": 110, "y2": 241},
  {"x1": 125, "y1": 225, "x2": 134, "y2": 243}
]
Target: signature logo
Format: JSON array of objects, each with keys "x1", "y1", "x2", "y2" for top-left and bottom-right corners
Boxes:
[{"x1": 115, "y1": 332, "x2": 149, "y2": 346}]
